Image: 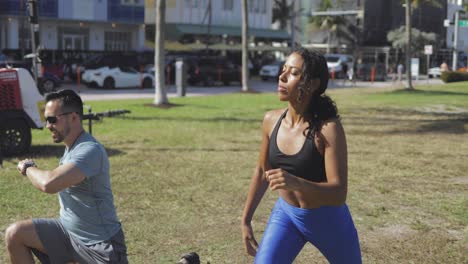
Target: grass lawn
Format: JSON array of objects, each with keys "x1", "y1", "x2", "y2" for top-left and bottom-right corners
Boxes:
[{"x1": 1, "y1": 82, "x2": 467, "y2": 263}]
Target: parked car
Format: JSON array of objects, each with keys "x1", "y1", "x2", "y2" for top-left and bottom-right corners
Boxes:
[
  {"x1": 186, "y1": 57, "x2": 241, "y2": 86},
  {"x1": 325, "y1": 54, "x2": 354, "y2": 78},
  {"x1": 356, "y1": 63, "x2": 387, "y2": 81},
  {"x1": 143, "y1": 56, "x2": 180, "y2": 84},
  {"x1": 259, "y1": 61, "x2": 284, "y2": 81},
  {"x1": 38, "y1": 72, "x2": 62, "y2": 93},
  {"x1": 43, "y1": 63, "x2": 65, "y2": 80},
  {"x1": 82, "y1": 66, "x2": 154, "y2": 89},
  {"x1": 68, "y1": 53, "x2": 142, "y2": 81},
  {"x1": 428, "y1": 67, "x2": 441, "y2": 78}
]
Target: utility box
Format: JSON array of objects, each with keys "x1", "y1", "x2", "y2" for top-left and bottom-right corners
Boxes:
[{"x1": 175, "y1": 58, "x2": 186, "y2": 97}]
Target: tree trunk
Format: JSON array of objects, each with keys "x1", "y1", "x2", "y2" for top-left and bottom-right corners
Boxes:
[
  {"x1": 405, "y1": 0, "x2": 413, "y2": 89},
  {"x1": 154, "y1": 0, "x2": 168, "y2": 105},
  {"x1": 241, "y1": 0, "x2": 250, "y2": 92}
]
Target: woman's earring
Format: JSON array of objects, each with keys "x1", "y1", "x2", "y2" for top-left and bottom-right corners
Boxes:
[{"x1": 297, "y1": 87, "x2": 304, "y2": 102}]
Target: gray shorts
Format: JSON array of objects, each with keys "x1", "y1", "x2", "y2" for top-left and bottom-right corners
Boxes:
[{"x1": 32, "y1": 218, "x2": 128, "y2": 264}]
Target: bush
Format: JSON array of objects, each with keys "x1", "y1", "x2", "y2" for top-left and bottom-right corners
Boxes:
[{"x1": 441, "y1": 71, "x2": 468, "y2": 83}]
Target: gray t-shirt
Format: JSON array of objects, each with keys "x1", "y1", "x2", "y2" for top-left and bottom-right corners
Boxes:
[{"x1": 58, "y1": 132, "x2": 121, "y2": 245}]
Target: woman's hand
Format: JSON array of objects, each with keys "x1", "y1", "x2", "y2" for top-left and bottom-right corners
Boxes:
[
  {"x1": 241, "y1": 222, "x2": 258, "y2": 256},
  {"x1": 265, "y1": 169, "x2": 301, "y2": 191}
]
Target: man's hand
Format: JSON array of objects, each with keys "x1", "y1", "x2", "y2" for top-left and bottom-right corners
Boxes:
[{"x1": 17, "y1": 159, "x2": 36, "y2": 176}]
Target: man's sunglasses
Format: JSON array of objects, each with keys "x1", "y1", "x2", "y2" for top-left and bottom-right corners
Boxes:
[{"x1": 45, "y1": 112, "x2": 74, "y2": 124}]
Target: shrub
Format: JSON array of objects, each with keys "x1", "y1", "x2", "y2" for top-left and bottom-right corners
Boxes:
[{"x1": 441, "y1": 71, "x2": 468, "y2": 83}]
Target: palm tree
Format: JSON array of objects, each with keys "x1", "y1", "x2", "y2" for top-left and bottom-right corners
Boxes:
[
  {"x1": 273, "y1": 0, "x2": 294, "y2": 30},
  {"x1": 154, "y1": 0, "x2": 169, "y2": 105},
  {"x1": 404, "y1": 0, "x2": 413, "y2": 89},
  {"x1": 241, "y1": 0, "x2": 250, "y2": 92},
  {"x1": 310, "y1": 0, "x2": 347, "y2": 53},
  {"x1": 403, "y1": 0, "x2": 441, "y2": 90}
]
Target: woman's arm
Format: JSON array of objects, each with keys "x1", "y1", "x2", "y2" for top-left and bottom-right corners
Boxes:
[
  {"x1": 241, "y1": 110, "x2": 277, "y2": 256},
  {"x1": 267, "y1": 119, "x2": 348, "y2": 207}
]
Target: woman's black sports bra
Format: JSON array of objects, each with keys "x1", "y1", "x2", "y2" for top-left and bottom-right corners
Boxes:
[{"x1": 268, "y1": 109, "x2": 327, "y2": 182}]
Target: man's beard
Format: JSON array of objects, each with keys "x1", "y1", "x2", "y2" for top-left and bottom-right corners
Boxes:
[
  {"x1": 51, "y1": 129, "x2": 64, "y2": 143},
  {"x1": 50, "y1": 126, "x2": 69, "y2": 143}
]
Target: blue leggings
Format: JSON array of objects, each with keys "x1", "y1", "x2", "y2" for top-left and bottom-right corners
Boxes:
[{"x1": 255, "y1": 197, "x2": 361, "y2": 264}]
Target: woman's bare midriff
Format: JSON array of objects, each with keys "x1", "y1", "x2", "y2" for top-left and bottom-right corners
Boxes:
[{"x1": 279, "y1": 190, "x2": 323, "y2": 209}]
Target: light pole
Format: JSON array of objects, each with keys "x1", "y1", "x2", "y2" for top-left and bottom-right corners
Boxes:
[
  {"x1": 451, "y1": 1, "x2": 464, "y2": 71},
  {"x1": 27, "y1": 0, "x2": 41, "y2": 84}
]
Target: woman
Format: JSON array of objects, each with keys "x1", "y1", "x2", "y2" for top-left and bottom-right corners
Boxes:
[{"x1": 241, "y1": 48, "x2": 361, "y2": 264}]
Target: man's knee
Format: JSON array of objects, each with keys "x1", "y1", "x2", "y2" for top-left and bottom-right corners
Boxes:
[{"x1": 5, "y1": 222, "x2": 23, "y2": 248}]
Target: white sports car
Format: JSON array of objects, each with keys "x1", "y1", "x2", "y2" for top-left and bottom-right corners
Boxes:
[
  {"x1": 82, "y1": 66, "x2": 154, "y2": 89},
  {"x1": 428, "y1": 67, "x2": 441, "y2": 78}
]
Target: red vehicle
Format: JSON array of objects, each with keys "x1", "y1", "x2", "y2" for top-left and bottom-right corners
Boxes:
[{"x1": 0, "y1": 68, "x2": 45, "y2": 156}]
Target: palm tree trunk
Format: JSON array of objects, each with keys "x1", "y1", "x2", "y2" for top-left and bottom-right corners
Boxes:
[
  {"x1": 154, "y1": 0, "x2": 168, "y2": 105},
  {"x1": 405, "y1": 0, "x2": 413, "y2": 89},
  {"x1": 241, "y1": 0, "x2": 250, "y2": 92}
]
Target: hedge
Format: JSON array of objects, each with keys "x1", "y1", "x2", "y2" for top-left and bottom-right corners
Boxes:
[{"x1": 441, "y1": 71, "x2": 468, "y2": 83}]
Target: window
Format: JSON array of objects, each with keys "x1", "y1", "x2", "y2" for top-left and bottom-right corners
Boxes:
[
  {"x1": 105, "y1": 32, "x2": 131, "y2": 51},
  {"x1": 19, "y1": 25, "x2": 31, "y2": 50},
  {"x1": 185, "y1": 0, "x2": 199, "y2": 8},
  {"x1": 223, "y1": 0, "x2": 233, "y2": 10},
  {"x1": 185, "y1": 0, "x2": 208, "y2": 9},
  {"x1": 248, "y1": 0, "x2": 266, "y2": 13},
  {"x1": 121, "y1": 0, "x2": 143, "y2": 6}
]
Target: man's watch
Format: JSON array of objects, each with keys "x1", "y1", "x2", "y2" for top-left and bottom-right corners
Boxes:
[{"x1": 22, "y1": 160, "x2": 36, "y2": 176}]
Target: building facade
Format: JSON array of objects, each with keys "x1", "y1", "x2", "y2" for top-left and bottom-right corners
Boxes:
[
  {"x1": 446, "y1": 0, "x2": 468, "y2": 52},
  {"x1": 362, "y1": 0, "x2": 447, "y2": 47},
  {"x1": 0, "y1": 0, "x2": 145, "y2": 56},
  {"x1": 144, "y1": 0, "x2": 289, "y2": 51}
]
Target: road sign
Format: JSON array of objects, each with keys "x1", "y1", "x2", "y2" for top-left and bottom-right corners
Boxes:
[
  {"x1": 424, "y1": 45, "x2": 433, "y2": 55},
  {"x1": 459, "y1": 20, "x2": 468, "y2": 27},
  {"x1": 444, "y1": 19, "x2": 451, "y2": 27}
]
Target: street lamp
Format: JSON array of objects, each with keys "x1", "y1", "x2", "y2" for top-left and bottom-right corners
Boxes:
[
  {"x1": 451, "y1": 1, "x2": 465, "y2": 71},
  {"x1": 27, "y1": 0, "x2": 41, "y2": 84}
]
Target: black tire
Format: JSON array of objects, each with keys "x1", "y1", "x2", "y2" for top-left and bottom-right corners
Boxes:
[
  {"x1": 0, "y1": 119, "x2": 32, "y2": 156},
  {"x1": 142, "y1": 78, "x2": 152, "y2": 88},
  {"x1": 103, "y1": 77, "x2": 115, "y2": 89},
  {"x1": 39, "y1": 79, "x2": 56, "y2": 94}
]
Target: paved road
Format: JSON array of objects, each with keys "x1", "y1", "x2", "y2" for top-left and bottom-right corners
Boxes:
[{"x1": 61, "y1": 77, "x2": 444, "y2": 102}]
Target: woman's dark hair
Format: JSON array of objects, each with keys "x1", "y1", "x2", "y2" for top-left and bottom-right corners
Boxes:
[
  {"x1": 44, "y1": 89, "x2": 83, "y2": 120},
  {"x1": 292, "y1": 47, "x2": 339, "y2": 138}
]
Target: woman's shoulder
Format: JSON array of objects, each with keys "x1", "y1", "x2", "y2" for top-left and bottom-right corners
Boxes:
[
  {"x1": 261, "y1": 108, "x2": 286, "y2": 133},
  {"x1": 320, "y1": 118, "x2": 345, "y2": 138},
  {"x1": 263, "y1": 108, "x2": 286, "y2": 124}
]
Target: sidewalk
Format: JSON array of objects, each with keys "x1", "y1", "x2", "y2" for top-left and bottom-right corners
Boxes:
[{"x1": 62, "y1": 76, "x2": 444, "y2": 102}]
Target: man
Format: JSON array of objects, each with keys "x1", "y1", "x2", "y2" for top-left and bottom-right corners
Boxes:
[
  {"x1": 440, "y1": 61, "x2": 449, "y2": 72},
  {"x1": 341, "y1": 62, "x2": 348, "y2": 85},
  {"x1": 5, "y1": 89, "x2": 128, "y2": 263}
]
